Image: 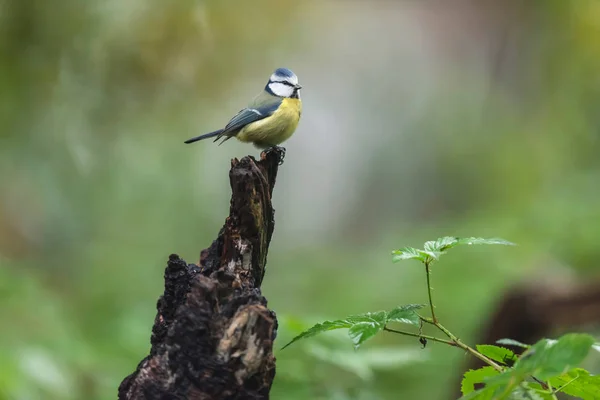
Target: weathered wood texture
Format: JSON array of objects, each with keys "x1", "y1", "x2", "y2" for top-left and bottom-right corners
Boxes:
[{"x1": 119, "y1": 151, "x2": 281, "y2": 400}]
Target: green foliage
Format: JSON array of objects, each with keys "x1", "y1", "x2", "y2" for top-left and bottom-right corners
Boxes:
[
  {"x1": 287, "y1": 235, "x2": 600, "y2": 400},
  {"x1": 456, "y1": 237, "x2": 515, "y2": 247},
  {"x1": 459, "y1": 334, "x2": 598, "y2": 400},
  {"x1": 386, "y1": 304, "x2": 424, "y2": 326},
  {"x1": 391, "y1": 247, "x2": 430, "y2": 262},
  {"x1": 549, "y1": 368, "x2": 600, "y2": 400},
  {"x1": 348, "y1": 322, "x2": 386, "y2": 349},
  {"x1": 392, "y1": 236, "x2": 515, "y2": 264},
  {"x1": 512, "y1": 334, "x2": 595, "y2": 380},
  {"x1": 461, "y1": 367, "x2": 500, "y2": 395},
  {"x1": 476, "y1": 345, "x2": 517, "y2": 366},
  {"x1": 496, "y1": 339, "x2": 531, "y2": 349},
  {"x1": 282, "y1": 305, "x2": 424, "y2": 350}
]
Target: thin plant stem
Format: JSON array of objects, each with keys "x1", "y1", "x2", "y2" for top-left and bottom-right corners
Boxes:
[
  {"x1": 383, "y1": 327, "x2": 457, "y2": 347},
  {"x1": 425, "y1": 260, "x2": 437, "y2": 323},
  {"x1": 419, "y1": 316, "x2": 503, "y2": 371},
  {"x1": 420, "y1": 260, "x2": 504, "y2": 372}
]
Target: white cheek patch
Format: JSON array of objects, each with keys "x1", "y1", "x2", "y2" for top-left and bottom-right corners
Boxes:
[
  {"x1": 269, "y1": 73, "x2": 298, "y2": 86},
  {"x1": 268, "y1": 82, "x2": 294, "y2": 97}
]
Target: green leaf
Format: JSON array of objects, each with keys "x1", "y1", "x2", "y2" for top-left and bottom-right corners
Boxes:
[
  {"x1": 461, "y1": 367, "x2": 500, "y2": 395},
  {"x1": 418, "y1": 249, "x2": 443, "y2": 261},
  {"x1": 392, "y1": 247, "x2": 425, "y2": 263},
  {"x1": 345, "y1": 311, "x2": 388, "y2": 325},
  {"x1": 549, "y1": 368, "x2": 600, "y2": 400},
  {"x1": 386, "y1": 304, "x2": 424, "y2": 326},
  {"x1": 496, "y1": 338, "x2": 530, "y2": 348},
  {"x1": 281, "y1": 319, "x2": 355, "y2": 349},
  {"x1": 348, "y1": 322, "x2": 385, "y2": 349},
  {"x1": 424, "y1": 236, "x2": 459, "y2": 252},
  {"x1": 393, "y1": 236, "x2": 514, "y2": 265},
  {"x1": 507, "y1": 386, "x2": 547, "y2": 400},
  {"x1": 513, "y1": 333, "x2": 595, "y2": 380},
  {"x1": 476, "y1": 345, "x2": 518, "y2": 366},
  {"x1": 522, "y1": 383, "x2": 557, "y2": 400},
  {"x1": 458, "y1": 387, "x2": 497, "y2": 400},
  {"x1": 281, "y1": 311, "x2": 389, "y2": 350},
  {"x1": 457, "y1": 237, "x2": 515, "y2": 246},
  {"x1": 346, "y1": 311, "x2": 388, "y2": 349}
]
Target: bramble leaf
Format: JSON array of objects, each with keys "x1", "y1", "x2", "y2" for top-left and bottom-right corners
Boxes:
[
  {"x1": 281, "y1": 319, "x2": 356, "y2": 349},
  {"x1": 496, "y1": 338, "x2": 530, "y2": 348},
  {"x1": 348, "y1": 322, "x2": 385, "y2": 349},
  {"x1": 386, "y1": 304, "x2": 424, "y2": 326},
  {"x1": 424, "y1": 236, "x2": 459, "y2": 252},
  {"x1": 393, "y1": 236, "x2": 514, "y2": 265},
  {"x1": 457, "y1": 237, "x2": 515, "y2": 246},
  {"x1": 392, "y1": 247, "x2": 425, "y2": 262},
  {"x1": 458, "y1": 387, "x2": 497, "y2": 400},
  {"x1": 418, "y1": 249, "x2": 443, "y2": 261},
  {"x1": 476, "y1": 345, "x2": 517, "y2": 366},
  {"x1": 507, "y1": 385, "x2": 548, "y2": 400},
  {"x1": 549, "y1": 368, "x2": 600, "y2": 400},
  {"x1": 513, "y1": 333, "x2": 595, "y2": 380},
  {"x1": 460, "y1": 366, "x2": 500, "y2": 395},
  {"x1": 283, "y1": 308, "x2": 424, "y2": 350}
]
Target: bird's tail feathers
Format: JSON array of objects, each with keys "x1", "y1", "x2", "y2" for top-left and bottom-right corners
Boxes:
[{"x1": 184, "y1": 129, "x2": 224, "y2": 144}]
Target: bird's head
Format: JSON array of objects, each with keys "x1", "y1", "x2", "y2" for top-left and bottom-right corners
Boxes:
[{"x1": 265, "y1": 68, "x2": 302, "y2": 99}]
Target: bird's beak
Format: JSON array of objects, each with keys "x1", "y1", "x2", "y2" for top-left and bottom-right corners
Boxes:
[{"x1": 295, "y1": 84, "x2": 302, "y2": 90}]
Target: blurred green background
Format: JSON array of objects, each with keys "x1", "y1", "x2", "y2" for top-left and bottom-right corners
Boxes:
[{"x1": 1, "y1": 0, "x2": 600, "y2": 399}]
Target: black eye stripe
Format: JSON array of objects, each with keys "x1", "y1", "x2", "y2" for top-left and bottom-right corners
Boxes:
[{"x1": 270, "y1": 80, "x2": 296, "y2": 87}]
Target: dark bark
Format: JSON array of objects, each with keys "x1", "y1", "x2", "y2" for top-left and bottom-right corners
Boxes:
[{"x1": 119, "y1": 150, "x2": 281, "y2": 400}]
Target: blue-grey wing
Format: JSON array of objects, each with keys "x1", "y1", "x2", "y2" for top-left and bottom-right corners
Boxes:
[{"x1": 222, "y1": 100, "x2": 282, "y2": 134}]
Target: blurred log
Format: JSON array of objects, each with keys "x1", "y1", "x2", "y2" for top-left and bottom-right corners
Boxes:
[
  {"x1": 118, "y1": 150, "x2": 281, "y2": 400},
  {"x1": 452, "y1": 275, "x2": 600, "y2": 398}
]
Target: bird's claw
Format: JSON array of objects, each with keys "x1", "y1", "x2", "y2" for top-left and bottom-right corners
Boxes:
[{"x1": 265, "y1": 146, "x2": 286, "y2": 165}]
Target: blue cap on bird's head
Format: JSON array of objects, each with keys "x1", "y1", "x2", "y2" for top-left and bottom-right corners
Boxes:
[
  {"x1": 266, "y1": 67, "x2": 302, "y2": 98},
  {"x1": 272, "y1": 67, "x2": 296, "y2": 80}
]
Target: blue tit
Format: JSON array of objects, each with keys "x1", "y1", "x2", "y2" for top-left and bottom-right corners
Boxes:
[{"x1": 184, "y1": 68, "x2": 302, "y2": 149}]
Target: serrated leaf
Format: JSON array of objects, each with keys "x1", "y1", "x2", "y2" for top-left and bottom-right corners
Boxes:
[
  {"x1": 386, "y1": 304, "x2": 424, "y2": 326},
  {"x1": 518, "y1": 383, "x2": 555, "y2": 400},
  {"x1": 392, "y1": 247, "x2": 425, "y2": 263},
  {"x1": 458, "y1": 387, "x2": 497, "y2": 400},
  {"x1": 461, "y1": 367, "x2": 500, "y2": 395},
  {"x1": 549, "y1": 368, "x2": 600, "y2": 400},
  {"x1": 346, "y1": 311, "x2": 388, "y2": 325},
  {"x1": 476, "y1": 345, "x2": 517, "y2": 366},
  {"x1": 424, "y1": 236, "x2": 459, "y2": 252},
  {"x1": 281, "y1": 319, "x2": 355, "y2": 349},
  {"x1": 418, "y1": 249, "x2": 443, "y2": 261},
  {"x1": 457, "y1": 237, "x2": 515, "y2": 246},
  {"x1": 513, "y1": 333, "x2": 595, "y2": 380},
  {"x1": 281, "y1": 311, "x2": 390, "y2": 350},
  {"x1": 496, "y1": 338, "x2": 530, "y2": 348},
  {"x1": 507, "y1": 386, "x2": 547, "y2": 400},
  {"x1": 348, "y1": 321, "x2": 385, "y2": 349}
]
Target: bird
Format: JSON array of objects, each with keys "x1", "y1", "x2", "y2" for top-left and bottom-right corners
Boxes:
[{"x1": 184, "y1": 68, "x2": 302, "y2": 156}]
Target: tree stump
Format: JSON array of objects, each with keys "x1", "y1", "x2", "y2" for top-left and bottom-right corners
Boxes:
[{"x1": 118, "y1": 150, "x2": 281, "y2": 400}]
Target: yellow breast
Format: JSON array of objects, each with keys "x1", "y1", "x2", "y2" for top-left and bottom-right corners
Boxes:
[{"x1": 237, "y1": 98, "x2": 302, "y2": 148}]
